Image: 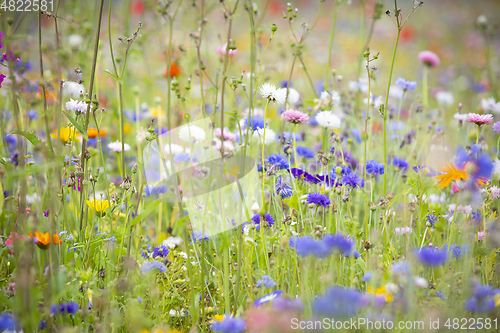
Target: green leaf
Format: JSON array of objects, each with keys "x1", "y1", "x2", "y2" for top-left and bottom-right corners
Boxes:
[
  {"x1": 9, "y1": 130, "x2": 56, "y2": 159},
  {"x1": 61, "y1": 110, "x2": 89, "y2": 140},
  {"x1": 130, "y1": 200, "x2": 161, "y2": 227},
  {"x1": 0, "y1": 181, "x2": 4, "y2": 215},
  {"x1": 104, "y1": 70, "x2": 123, "y2": 83}
]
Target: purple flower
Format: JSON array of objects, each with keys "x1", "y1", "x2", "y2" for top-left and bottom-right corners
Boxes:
[
  {"x1": 366, "y1": 160, "x2": 384, "y2": 176},
  {"x1": 244, "y1": 116, "x2": 266, "y2": 131},
  {"x1": 253, "y1": 290, "x2": 284, "y2": 307},
  {"x1": 444, "y1": 243, "x2": 470, "y2": 260},
  {"x1": 392, "y1": 157, "x2": 409, "y2": 170},
  {"x1": 313, "y1": 287, "x2": 362, "y2": 318},
  {"x1": 296, "y1": 146, "x2": 315, "y2": 159},
  {"x1": 191, "y1": 232, "x2": 209, "y2": 242},
  {"x1": 141, "y1": 260, "x2": 167, "y2": 274},
  {"x1": 395, "y1": 77, "x2": 417, "y2": 91},
  {"x1": 342, "y1": 173, "x2": 364, "y2": 188},
  {"x1": 289, "y1": 236, "x2": 331, "y2": 258},
  {"x1": 323, "y1": 233, "x2": 355, "y2": 254},
  {"x1": 290, "y1": 168, "x2": 321, "y2": 184},
  {"x1": 418, "y1": 50, "x2": 440, "y2": 67},
  {"x1": 251, "y1": 213, "x2": 275, "y2": 230},
  {"x1": 307, "y1": 192, "x2": 331, "y2": 208},
  {"x1": 493, "y1": 121, "x2": 500, "y2": 134},
  {"x1": 272, "y1": 297, "x2": 304, "y2": 313},
  {"x1": 275, "y1": 176, "x2": 293, "y2": 198},
  {"x1": 0, "y1": 74, "x2": 5, "y2": 89},
  {"x1": 210, "y1": 314, "x2": 246, "y2": 333},
  {"x1": 414, "y1": 247, "x2": 448, "y2": 267},
  {"x1": 44, "y1": 209, "x2": 50, "y2": 217},
  {"x1": 152, "y1": 245, "x2": 169, "y2": 258},
  {"x1": 256, "y1": 275, "x2": 277, "y2": 288},
  {"x1": 464, "y1": 284, "x2": 500, "y2": 313}
]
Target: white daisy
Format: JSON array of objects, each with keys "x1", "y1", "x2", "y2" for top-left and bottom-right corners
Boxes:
[
  {"x1": 315, "y1": 111, "x2": 341, "y2": 129},
  {"x1": 435, "y1": 91, "x2": 454, "y2": 107},
  {"x1": 259, "y1": 83, "x2": 287, "y2": 104},
  {"x1": 287, "y1": 88, "x2": 300, "y2": 105},
  {"x1": 253, "y1": 128, "x2": 277, "y2": 145},
  {"x1": 108, "y1": 141, "x2": 131, "y2": 153},
  {"x1": 62, "y1": 81, "x2": 85, "y2": 99},
  {"x1": 453, "y1": 112, "x2": 468, "y2": 123},
  {"x1": 330, "y1": 90, "x2": 341, "y2": 106},
  {"x1": 481, "y1": 97, "x2": 500, "y2": 113},
  {"x1": 212, "y1": 138, "x2": 235, "y2": 152},
  {"x1": 164, "y1": 143, "x2": 184, "y2": 155},
  {"x1": 178, "y1": 125, "x2": 206, "y2": 144}
]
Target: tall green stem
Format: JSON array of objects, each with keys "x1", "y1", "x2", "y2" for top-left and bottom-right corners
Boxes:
[
  {"x1": 422, "y1": 64, "x2": 429, "y2": 108},
  {"x1": 383, "y1": 27, "x2": 401, "y2": 195},
  {"x1": 261, "y1": 99, "x2": 271, "y2": 209},
  {"x1": 324, "y1": 2, "x2": 338, "y2": 90}
]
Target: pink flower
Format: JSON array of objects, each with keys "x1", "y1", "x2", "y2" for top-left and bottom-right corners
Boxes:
[
  {"x1": 457, "y1": 205, "x2": 472, "y2": 215},
  {"x1": 418, "y1": 50, "x2": 440, "y2": 67},
  {"x1": 216, "y1": 44, "x2": 237, "y2": 57},
  {"x1": 451, "y1": 183, "x2": 460, "y2": 194},
  {"x1": 214, "y1": 127, "x2": 237, "y2": 141},
  {"x1": 467, "y1": 113, "x2": 493, "y2": 126},
  {"x1": 282, "y1": 109, "x2": 309, "y2": 124},
  {"x1": 395, "y1": 227, "x2": 412, "y2": 235},
  {"x1": 477, "y1": 231, "x2": 486, "y2": 240}
]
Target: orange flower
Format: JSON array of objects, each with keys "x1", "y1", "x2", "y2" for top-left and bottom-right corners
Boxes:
[
  {"x1": 87, "y1": 128, "x2": 107, "y2": 138},
  {"x1": 164, "y1": 61, "x2": 181, "y2": 78},
  {"x1": 33, "y1": 232, "x2": 51, "y2": 245},
  {"x1": 435, "y1": 163, "x2": 468, "y2": 189},
  {"x1": 52, "y1": 234, "x2": 62, "y2": 245},
  {"x1": 28, "y1": 232, "x2": 62, "y2": 248}
]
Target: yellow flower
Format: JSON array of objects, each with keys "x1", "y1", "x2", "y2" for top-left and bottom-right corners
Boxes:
[
  {"x1": 51, "y1": 127, "x2": 80, "y2": 143},
  {"x1": 367, "y1": 285, "x2": 393, "y2": 302},
  {"x1": 209, "y1": 313, "x2": 234, "y2": 324},
  {"x1": 86, "y1": 199, "x2": 110, "y2": 217}
]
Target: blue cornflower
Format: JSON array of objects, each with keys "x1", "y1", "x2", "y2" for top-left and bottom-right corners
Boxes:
[
  {"x1": 27, "y1": 109, "x2": 38, "y2": 120},
  {"x1": 211, "y1": 314, "x2": 246, "y2": 333},
  {"x1": 456, "y1": 146, "x2": 493, "y2": 187},
  {"x1": 251, "y1": 213, "x2": 275, "y2": 230},
  {"x1": 290, "y1": 168, "x2": 321, "y2": 184},
  {"x1": 257, "y1": 275, "x2": 277, "y2": 288},
  {"x1": 464, "y1": 284, "x2": 500, "y2": 313},
  {"x1": 307, "y1": 192, "x2": 331, "y2": 208},
  {"x1": 275, "y1": 176, "x2": 293, "y2": 198},
  {"x1": 296, "y1": 146, "x2": 315, "y2": 159},
  {"x1": 350, "y1": 128, "x2": 362, "y2": 144},
  {"x1": 395, "y1": 77, "x2": 417, "y2": 91},
  {"x1": 272, "y1": 297, "x2": 304, "y2": 313},
  {"x1": 289, "y1": 236, "x2": 332, "y2": 258},
  {"x1": 259, "y1": 154, "x2": 290, "y2": 172},
  {"x1": 392, "y1": 157, "x2": 409, "y2": 169},
  {"x1": 174, "y1": 152, "x2": 197, "y2": 163},
  {"x1": 141, "y1": 260, "x2": 167, "y2": 274},
  {"x1": 426, "y1": 214, "x2": 438, "y2": 227},
  {"x1": 0, "y1": 313, "x2": 20, "y2": 332},
  {"x1": 253, "y1": 290, "x2": 284, "y2": 307},
  {"x1": 445, "y1": 243, "x2": 470, "y2": 260},
  {"x1": 342, "y1": 173, "x2": 364, "y2": 188},
  {"x1": 144, "y1": 184, "x2": 168, "y2": 197},
  {"x1": 244, "y1": 116, "x2": 266, "y2": 131},
  {"x1": 313, "y1": 287, "x2": 362, "y2": 318},
  {"x1": 142, "y1": 245, "x2": 152, "y2": 259},
  {"x1": 323, "y1": 233, "x2": 354, "y2": 254},
  {"x1": 152, "y1": 245, "x2": 170, "y2": 258},
  {"x1": 280, "y1": 131, "x2": 303, "y2": 142},
  {"x1": 414, "y1": 247, "x2": 448, "y2": 267},
  {"x1": 316, "y1": 173, "x2": 342, "y2": 188},
  {"x1": 105, "y1": 236, "x2": 117, "y2": 242},
  {"x1": 366, "y1": 160, "x2": 384, "y2": 176},
  {"x1": 191, "y1": 232, "x2": 209, "y2": 242},
  {"x1": 50, "y1": 302, "x2": 79, "y2": 316},
  {"x1": 362, "y1": 272, "x2": 373, "y2": 282},
  {"x1": 436, "y1": 290, "x2": 449, "y2": 301}
]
